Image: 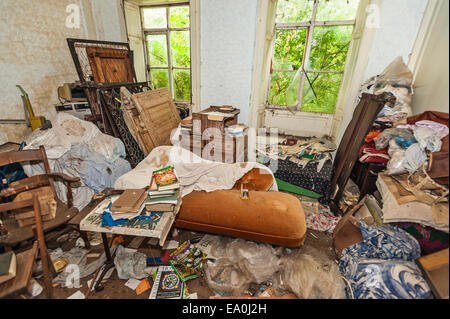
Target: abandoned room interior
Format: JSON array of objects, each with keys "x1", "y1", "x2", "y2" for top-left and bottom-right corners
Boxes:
[{"x1": 0, "y1": 0, "x2": 448, "y2": 303}]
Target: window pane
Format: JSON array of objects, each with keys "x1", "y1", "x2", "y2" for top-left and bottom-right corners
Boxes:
[
  {"x1": 170, "y1": 31, "x2": 190, "y2": 67},
  {"x1": 269, "y1": 71, "x2": 299, "y2": 105},
  {"x1": 143, "y1": 7, "x2": 167, "y2": 28},
  {"x1": 151, "y1": 69, "x2": 169, "y2": 89},
  {"x1": 301, "y1": 72, "x2": 343, "y2": 113},
  {"x1": 169, "y1": 6, "x2": 190, "y2": 28},
  {"x1": 173, "y1": 69, "x2": 191, "y2": 101},
  {"x1": 308, "y1": 25, "x2": 353, "y2": 71},
  {"x1": 273, "y1": 29, "x2": 307, "y2": 71},
  {"x1": 275, "y1": 0, "x2": 314, "y2": 23},
  {"x1": 276, "y1": 0, "x2": 314, "y2": 23},
  {"x1": 147, "y1": 34, "x2": 168, "y2": 67},
  {"x1": 316, "y1": 0, "x2": 360, "y2": 21}
]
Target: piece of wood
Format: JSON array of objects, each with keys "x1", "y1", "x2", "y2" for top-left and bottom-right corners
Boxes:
[
  {"x1": 0, "y1": 241, "x2": 37, "y2": 298},
  {"x1": 131, "y1": 88, "x2": 181, "y2": 149},
  {"x1": 331, "y1": 93, "x2": 395, "y2": 208},
  {"x1": 86, "y1": 47, "x2": 134, "y2": 84},
  {"x1": 417, "y1": 248, "x2": 449, "y2": 299}
]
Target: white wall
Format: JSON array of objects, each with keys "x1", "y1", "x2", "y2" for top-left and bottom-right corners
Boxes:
[
  {"x1": 200, "y1": 0, "x2": 258, "y2": 125},
  {"x1": 335, "y1": 0, "x2": 428, "y2": 146},
  {"x1": 362, "y1": 0, "x2": 428, "y2": 80},
  {"x1": 410, "y1": 0, "x2": 449, "y2": 115}
]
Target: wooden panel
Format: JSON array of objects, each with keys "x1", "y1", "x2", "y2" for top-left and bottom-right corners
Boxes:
[
  {"x1": 86, "y1": 47, "x2": 134, "y2": 84},
  {"x1": 132, "y1": 88, "x2": 181, "y2": 148},
  {"x1": 417, "y1": 248, "x2": 449, "y2": 299},
  {"x1": 0, "y1": 242, "x2": 37, "y2": 298},
  {"x1": 0, "y1": 149, "x2": 44, "y2": 167}
]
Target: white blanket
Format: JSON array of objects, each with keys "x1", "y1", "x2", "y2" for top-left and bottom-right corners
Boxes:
[{"x1": 114, "y1": 146, "x2": 278, "y2": 197}]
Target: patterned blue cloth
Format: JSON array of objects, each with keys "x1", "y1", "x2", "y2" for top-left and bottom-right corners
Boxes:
[{"x1": 339, "y1": 222, "x2": 431, "y2": 299}]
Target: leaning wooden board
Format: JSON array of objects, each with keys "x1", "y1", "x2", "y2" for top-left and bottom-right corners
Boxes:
[
  {"x1": 80, "y1": 194, "x2": 181, "y2": 246},
  {"x1": 131, "y1": 88, "x2": 181, "y2": 148}
]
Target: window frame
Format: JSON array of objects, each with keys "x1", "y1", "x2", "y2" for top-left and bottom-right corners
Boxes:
[
  {"x1": 140, "y1": 2, "x2": 192, "y2": 105},
  {"x1": 267, "y1": 0, "x2": 357, "y2": 113}
]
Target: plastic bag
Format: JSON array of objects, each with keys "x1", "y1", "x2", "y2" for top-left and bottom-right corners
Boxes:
[
  {"x1": 114, "y1": 245, "x2": 148, "y2": 280},
  {"x1": 279, "y1": 245, "x2": 347, "y2": 299},
  {"x1": 386, "y1": 140, "x2": 408, "y2": 175},
  {"x1": 373, "y1": 57, "x2": 413, "y2": 121},
  {"x1": 203, "y1": 258, "x2": 252, "y2": 296},
  {"x1": 373, "y1": 128, "x2": 416, "y2": 150},
  {"x1": 225, "y1": 239, "x2": 282, "y2": 284}
]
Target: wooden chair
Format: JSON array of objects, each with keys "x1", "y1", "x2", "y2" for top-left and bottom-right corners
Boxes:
[
  {"x1": 0, "y1": 146, "x2": 81, "y2": 250},
  {"x1": 0, "y1": 195, "x2": 53, "y2": 298}
]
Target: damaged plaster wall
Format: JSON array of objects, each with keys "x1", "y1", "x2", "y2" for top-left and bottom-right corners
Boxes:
[
  {"x1": 0, "y1": 0, "x2": 86, "y2": 144},
  {"x1": 200, "y1": 0, "x2": 258, "y2": 125},
  {"x1": 0, "y1": 0, "x2": 128, "y2": 144}
]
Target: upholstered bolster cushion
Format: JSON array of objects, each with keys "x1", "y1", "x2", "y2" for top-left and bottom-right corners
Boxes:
[{"x1": 175, "y1": 190, "x2": 306, "y2": 247}]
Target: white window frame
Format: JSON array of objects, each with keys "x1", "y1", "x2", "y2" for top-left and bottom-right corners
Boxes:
[
  {"x1": 267, "y1": 0, "x2": 357, "y2": 112},
  {"x1": 140, "y1": 2, "x2": 195, "y2": 108}
]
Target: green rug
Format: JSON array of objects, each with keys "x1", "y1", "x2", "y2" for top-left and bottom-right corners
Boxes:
[{"x1": 276, "y1": 178, "x2": 322, "y2": 199}]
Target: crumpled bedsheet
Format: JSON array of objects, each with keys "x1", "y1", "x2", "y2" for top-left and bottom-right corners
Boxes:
[
  {"x1": 114, "y1": 146, "x2": 278, "y2": 197},
  {"x1": 22, "y1": 113, "x2": 130, "y2": 210}
]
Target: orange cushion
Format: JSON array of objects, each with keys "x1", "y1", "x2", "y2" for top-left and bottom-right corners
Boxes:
[{"x1": 175, "y1": 190, "x2": 306, "y2": 247}]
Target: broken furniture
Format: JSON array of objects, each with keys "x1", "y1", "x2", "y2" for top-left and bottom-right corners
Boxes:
[
  {"x1": 0, "y1": 195, "x2": 53, "y2": 298},
  {"x1": 0, "y1": 146, "x2": 81, "y2": 250},
  {"x1": 180, "y1": 106, "x2": 248, "y2": 163},
  {"x1": 175, "y1": 189, "x2": 306, "y2": 247},
  {"x1": 66, "y1": 38, "x2": 149, "y2": 167},
  {"x1": 330, "y1": 93, "x2": 396, "y2": 213}
]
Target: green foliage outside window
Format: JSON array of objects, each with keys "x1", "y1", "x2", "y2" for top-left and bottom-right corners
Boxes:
[
  {"x1": 270, "y1": 0, "x2": 359, "y2": 114},
  {"x1": 144, "y1": 6, "x2": 191, "y2": 102}
]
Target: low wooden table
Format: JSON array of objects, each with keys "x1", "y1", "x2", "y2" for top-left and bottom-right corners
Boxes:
[{"x1": 72, "y1": 189, "x2": 180, "y2": 294}]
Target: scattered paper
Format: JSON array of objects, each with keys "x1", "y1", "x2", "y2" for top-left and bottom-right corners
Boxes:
[
  {"x1": 188, "y1": 292, "x2": 198, "y2": 299},
  {"x1": 124, "y1": 278, "x2": 142, "y2": 290},
  {"x1": 67, "y1": 291, "x2": 85, "y2": 299},
  {"x1": 162, "y1": 240, "x2": 179, "y2": 250},
  {"x1": 136, "y1": 278, "x2": 151, "y2": 295}
]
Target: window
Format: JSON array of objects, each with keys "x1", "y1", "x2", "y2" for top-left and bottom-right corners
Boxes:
[
  {"x1": 142, "y1": 4, "x2": 191, "y2": 103},
  {"x1": 268, "y1": 0, "x2": 359, "y2": 113}
]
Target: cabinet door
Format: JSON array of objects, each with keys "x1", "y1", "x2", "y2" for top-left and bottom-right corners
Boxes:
[
  {"x1": 86, "y1": 47, "x2": 134, "y2": 83},
  {"x1": 132, "y1": 88, "x2": 181, "y2": 148}
]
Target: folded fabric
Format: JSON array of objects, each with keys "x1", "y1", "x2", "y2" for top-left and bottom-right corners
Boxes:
[
  {"x1": 359, "y1": 142, "x2": 390, "y2": 164},
  {"x1": 415, "y1": 120, "x2": 449, "y2": 139},
  {"x1": 365, "y1": 131, "x2": 381, "y2": 143}
]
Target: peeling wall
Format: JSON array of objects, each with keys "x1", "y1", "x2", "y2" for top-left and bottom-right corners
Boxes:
[
  {"x1": 0, "y1": 0, "x2": 127, "y2": 145},
  {"x1": 0, "y1": 0, "x2": 86, "y2": 144}
]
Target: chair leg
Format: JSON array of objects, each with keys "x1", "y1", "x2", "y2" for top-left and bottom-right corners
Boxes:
[{"x1": 31, "y1": 195, "x2": 53, "y2": 299}]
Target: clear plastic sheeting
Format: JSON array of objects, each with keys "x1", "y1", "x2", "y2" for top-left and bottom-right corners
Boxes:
[
  {"x1": 203, "y1": 237, "x2": 284, "y2": 296},
  {"x1": 114, "y1": 245, "x2": 148, "y2": 280},
  {"x1": 279, "y1": 244, "x2": 347, "y2": 299}
]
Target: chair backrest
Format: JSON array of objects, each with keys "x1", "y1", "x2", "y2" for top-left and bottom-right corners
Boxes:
[{"x1": 0, "y1": 146, "x2": 56, "y2": 201}]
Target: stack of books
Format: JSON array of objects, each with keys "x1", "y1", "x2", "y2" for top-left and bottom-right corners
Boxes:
[
  {"x1": 146, "y1": 166, "x2": 181, "y2": 212},
  {"x1": 109, "y1": 188, "x2": 147, "y2": 220},
  {"x1": 180, "y1": 116, "x2": 193, "y2": 133}
]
